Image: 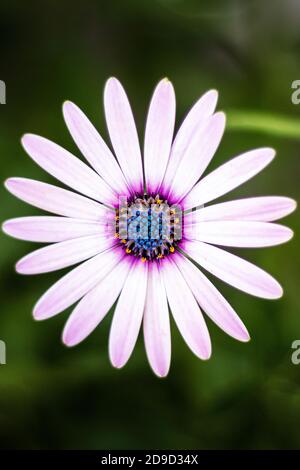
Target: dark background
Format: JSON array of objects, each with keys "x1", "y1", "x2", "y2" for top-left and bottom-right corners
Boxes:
[{"x1": 0, "y1": 0, "x2": 300, "y2": 449}]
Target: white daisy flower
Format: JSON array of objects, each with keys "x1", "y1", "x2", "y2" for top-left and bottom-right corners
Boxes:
[{"x1": 3, "y1": 77, "x2": 296, "y2": 377}]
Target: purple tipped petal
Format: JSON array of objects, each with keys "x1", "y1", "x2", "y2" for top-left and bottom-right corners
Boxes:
[
  {"x1": 63, "y1": 260, "x2": 132, "y2": 347},
  {"x1": 109, "y1": 260, "x2": 148, "y2": 369},
  {"x1": 185, "y1": 221, "x2": 293, "y2": 248},
  {"x1": 184, "y1": 196, "x2": 297, "y2": 223},
  {"x1": 161, "y1": 257, "x2": 211, "y2": 360},
  {"x1": 144, "y1": 78, "x2": 176, "y2": 195},
  {"x1": 174, "y1": 253, "x2": 250, "y2": 342},
  {"x1": 104, "y1": 77, "x2": 143, "y2": 194},
  {"x1": 63, "y1": 101, "x2": 130, "y2": 196},
  {"x1": 21, "y1": 134, "x2": 116, "y2": 205},
  {"x1": 184, "y1": 240, "x2": 283, "y2": 299},
  {"x1": 2, "y1": 216, "x2": 105, "y2": 243},
  {"x1": 16, "y1": 234, "x2": 114, "y2": 275},
  {"x1": 162, "y1": 89, "x2": 218, "y2": 191},
  {"x1": 168, "y1": 112, "x2": 226, "y2": 201},
  {"x1": 143, "y1": 262, "x2": 171, "y2": 378},
  {"x1": 183, "y1": 148, "x2": 276, "y2": 210},
  {"x1": 33, "y1": 248, "x2": 123, "y2": 320},
  {"x1": 4, "y1": 178, "x2": 109, "y2": 220}
]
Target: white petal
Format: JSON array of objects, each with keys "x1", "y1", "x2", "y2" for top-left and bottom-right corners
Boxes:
[
  {"x1": 185, "y1": 220, "x2": 293, "y2": 247},
  {"x1": 161, "y1": 258, "x2": 211, "y2": 359},
  {"x1": 2, "y1": 216, "x2": 105, "y2": 243},
  {"x1": 104, "y1": 77, "x2": 143, "y2": 194},
  {"x1": 109, "y1": 260, "x2": 148, "y2": 368},
  {"x1": 63, "y1": 260, "x2": 132, "y2": 346},
  {"x1": 144, "y1": 78, "x2": 176, "y2": 194},
  {"x1": 4, "y1": 178, "x2": 109, "y2": 220},
  {"x1": 169, "y1": 112, "x2": 225, "y2": 201},
  {"x1": 174, "y1": 253, "x2": 250, "y2": 342},
  {"x1": 183, "y1": 148, "x2": 275, "y2": 210},
  {"x1": 16, "y1": 234, "x2": 114, "y2": 274},
  {"x1": 63, "y1": 101, "x2": 129, "y2": 196},
  {"x1": 184, "y1": 197, "x2": 297, "y2": 223},
  {"x1": 21, "y1": 134, "x2": 116, "y2": 205},
  {"x1": 162, "y1": 90, "x2": 218, "y2": 192},
  {"x1": 143, "y1": 262, "x2": 171, "y2": 377},
  {"x1": 33, "y1": 247, "x2": 122, "y2": 320},
  {"x1": 184, "y1": 240, "x2": 283, "y2": 299}
]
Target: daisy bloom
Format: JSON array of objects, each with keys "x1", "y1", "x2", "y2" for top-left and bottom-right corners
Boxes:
[{"x1": 2, "y1": 77, "x2": 296, "y2": 377}]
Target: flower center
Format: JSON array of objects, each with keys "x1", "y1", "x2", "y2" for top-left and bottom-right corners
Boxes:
[{"x1": 114, "y1": 194, "x2": 182, "y2": 261}]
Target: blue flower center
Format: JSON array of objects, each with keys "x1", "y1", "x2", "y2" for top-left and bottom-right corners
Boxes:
[{"x1": 115, "y1": 195, "x2": 182, "y2": 261}]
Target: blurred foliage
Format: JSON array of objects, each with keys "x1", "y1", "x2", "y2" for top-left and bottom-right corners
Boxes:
[
  {"x1": 228, "y1": 110, "x2": 300, "y2": 138},
  {"x1": 0, "y1": 0, "x2": 300, "y2": 450}
]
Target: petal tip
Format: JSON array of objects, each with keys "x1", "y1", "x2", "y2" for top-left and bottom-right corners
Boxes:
[
  {"x1": 238, "y1": 329, "x2": 251, "y2": 343},
  {"x1": 32, "y1": 306, "x2": 44, "y2": 321},
  {"x1": 200, "y1": 343, "x2": 212, "y2": 361},
  {"x1": 21, "y1": 133, "x2": 31, "y2": 144},
  {"x1": 201, "y1": 89, "x2": 219, "y2": 110},
  {"x1": 289, "y1": 198, "x2": 297, "y2": 213},
  {"x1": 202, "y1": 350, "x2": 212, "y2": 361},
  {"x1": 266, "y1": 147, "x2": 276, "y2": 160},
  {"x1": 219, "y1": 110, "x2": 226, "y2": 120},
  {"x1": 270, "y1": 284, "x2": 284, "y2": 299},
  {"x1": 209, "y1": 88, "x2": 219, "y2": 97},
  {"x1": 61, "y1": 330, "x2": 75, "y2": 348},
  {"x1": 105, "y1": 76, "x2": 120, "y2": 90},
  {"x1": 62, "y1": 100, "x2": 73, "y2": 112},
  {"x1": 15, "y1": 258, "x2": 34, "y2": 275},
  {"x1": 109, "y1": 348, "x2": 127, "y2": 369},
  {"x1": 287, "y1": 227, "x2": 294, "y2": 242},
  {"x1": 160, "y1": 77, "x2": 174, "y2": 90},
  {"x1": 21, "y1": 133, "x2": 37, "y2": 151},
  {"x1": 110, "y1": 358, "x2": 125, "y2": 370},
  {"x1": 32, "y1": 298, "x2": 50, "y2": 321},
  {"x1": 1, "y1": 220, "x2": 9, "y2": 235},
  {"x1": 154, "y1": 369, "x2": 169, "y2": 379},
  {"x1": 15, "y1": 260, "x2": 25, "y2": 274},
  {"x1": 149, "y1": 359, "x2": 170, "y2": 378},
  {"x1": 4, "y1": 177, "x2": 16, "y2": 192},
  {"x1": 215, "y1": 110, "x2": 226, "y2": 125}
]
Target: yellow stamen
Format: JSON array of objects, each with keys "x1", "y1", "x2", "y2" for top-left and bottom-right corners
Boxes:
[
  {"x1": 156, "y1": 198, "x2": 162, "y2": 204},
  {"x1": 115, "y1": 215, "x2": 119, "y2": 221},
  {"x1": 157, "y1": 253, "x2": 163, "y2": 259},
  {"x1": 170, "y1": 209, "x2": 175, "y2": 215},
  {"x1": 169, "y1": 246, "x2": 175, "y2": 253},
  {"x1": 141, "y1": 257, "x2": 147, "y2": 263},
  {"x1": 121, "y1": 239, "x2": 127, "y2": 244},
  {"x1": 174, "y1": 218, "x2": 179, "y2": 224},
  {"x1": 126, "y1": 248, "x2": 132, "y2": 254},
  {"x1": 114, "y1": 232, "x2": 119, "y2": 238}
]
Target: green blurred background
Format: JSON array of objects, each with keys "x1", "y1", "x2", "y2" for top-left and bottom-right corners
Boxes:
[{"x1": 0, "y1": 0, "x2": 300, "y2": 450}]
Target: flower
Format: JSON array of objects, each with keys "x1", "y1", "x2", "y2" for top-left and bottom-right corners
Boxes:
[{"x1": 2, "y1": 77, "x2": 296, "y2": 377}]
